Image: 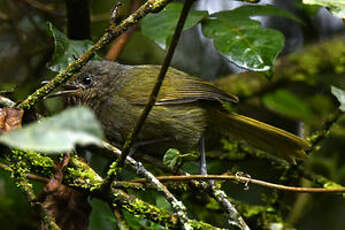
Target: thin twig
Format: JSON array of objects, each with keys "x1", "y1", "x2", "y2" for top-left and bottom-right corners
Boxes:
[
  {"x1": 210, "y1": 185, "x2": 250, "y2": 230},
  {"x1": 111, "y1": 0, "x2": 195, "y2": 172},
  {"x1": 105, "y1": 25, "x2": 138, "y2": 61},
  {"x1": 128, "y1": 174, "x2": 345, "y2": 193}
]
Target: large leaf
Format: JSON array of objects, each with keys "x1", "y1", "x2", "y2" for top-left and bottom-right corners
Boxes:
[
  {"x1": 0, "y1": 107, "x2": 104, "y2": 153},
  {"x1": 263, "y1": 90, "x2": 313, "y2": 120},
  {"x1": 222, "y1": 5, "x2": 303, "y2": 24},
  {"x1": 47, "y1": 22, "x2": 101, "y2": 73},
  {"x1": 202, "y1": 5, "x2": 290, "y2": 72},
  {"x1": 303, "y1": 0, "x2": 345, "y2": 18},
  {"x1": 141, "y1": 2, "x2": 208, "y2": 50},
  {"x1": 141, "y1": 3, "x2": 299, "y2": 72},
  {"x1": 331, "y1": 86, "x2": 345, "y2": 112}
]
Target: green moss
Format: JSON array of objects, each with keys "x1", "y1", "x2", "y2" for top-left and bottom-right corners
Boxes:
[
  {"x1": 319, "y1": 179, "x2": 345, "y2": 197},
  {"x1": 8, "y1": 150, "x2": 54, "y2": 178},
  {"x1": 221, "y1": 138, "x2": 247, "y2": 160},
  {"x1": 113, "y1": 181, "x2": 146, "y2": 190},
  {"x1": 107, "y1": 161, "x2": 120, "y2": 177},
  {"x1": 117, "y1": 195, "x2": 178, "y2": 227},
  {"x1": 65, "y1": 155, "x2": 103, "y2": 191},
  {"x1": 188, "y1": 219, "x2": 225, "y2": 230}
]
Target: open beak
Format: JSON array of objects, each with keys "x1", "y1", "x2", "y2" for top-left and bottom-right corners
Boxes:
[{"x1": 41, "y1": 80, "x2": 81, "y2": 99}]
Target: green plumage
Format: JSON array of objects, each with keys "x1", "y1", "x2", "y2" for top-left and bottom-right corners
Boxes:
[{"x1": 68, "y1": 61, "x2": 310, "y2": 163}]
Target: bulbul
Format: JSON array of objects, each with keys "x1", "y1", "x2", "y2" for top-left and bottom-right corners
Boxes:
[{"x1": 60, "y1": 60, "x2": 309, "y2": 165}]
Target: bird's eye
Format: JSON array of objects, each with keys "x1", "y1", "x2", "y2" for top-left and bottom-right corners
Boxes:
[{"x1": 81, "y1": 75, "x2": 93, "y2": 87}]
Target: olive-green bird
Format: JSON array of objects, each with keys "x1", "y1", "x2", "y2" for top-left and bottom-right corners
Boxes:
[{"x1": 62, "y1": 60, "x2": 309, "y2": 164}]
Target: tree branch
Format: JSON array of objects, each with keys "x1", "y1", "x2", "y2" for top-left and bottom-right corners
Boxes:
[
  {"x1": 5, "y1": 151, "x2": 61, "y2": 230},
  {"x1": 0, "y1": 152, "x2": 227, "y2": 229}
]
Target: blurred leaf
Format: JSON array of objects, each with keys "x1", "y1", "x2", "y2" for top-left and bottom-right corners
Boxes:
[
  {"x1": 263, "y1": 90, "x2": 313, "y2": 120},
  {"x1": 163, "y1": 148, "x2": 180, "y2": 168},
  {"x1": 89, "y1": 199, "x2": 116, "y2": 230},
  {"x1": 0, "y1": 170, "x2": 37, "y2": 229},
  {"x1": 303, "y1": 0, "x2": 345, "y2": 18},
  {"x1": 141, "y1": 2, "x2": 208, "y2": 50},
  {"x1": 155, "y1": 196, "x2": 171, "y2": 210},
  {"x1": 296, "y1": 1, "x2": 321, "y2": 15},
  {"x1": 122, "y1": 210, "x2": 165, "y2": 230},
  {"x1": 119, "y1": 31, "x2": 165, "y2": 65},
  {"x1": 47, "y1": 22, "x2": 101, "y2": 73},
  {"x1": 206, "y1": 198, "x2": 222, "y2": 210},
  {"x1": 331, "y1": 86, "x2": 345, "y2": 112},
  {"x1": 163, "y1": 148, "x2": 198, "y2": 169},
  {"x1": 203, "y1": 6, "x2": 286, "y2": 72},
  {"x1": 0, "y1": 106, "x2": 104, "y2": 153}
]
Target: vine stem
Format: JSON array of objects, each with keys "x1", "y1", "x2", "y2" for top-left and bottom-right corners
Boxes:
[{"x1": 128, "y1": 174, "x2": 345, "y2": 193}]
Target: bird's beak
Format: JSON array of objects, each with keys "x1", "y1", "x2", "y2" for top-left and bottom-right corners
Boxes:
[{"x1": 41, "y1": 80, "x2": 81, "y2": 98}]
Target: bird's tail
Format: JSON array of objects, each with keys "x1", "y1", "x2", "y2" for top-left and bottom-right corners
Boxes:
[{"x1": 211, "y1": 111, "x2": 310, "y2": 164}]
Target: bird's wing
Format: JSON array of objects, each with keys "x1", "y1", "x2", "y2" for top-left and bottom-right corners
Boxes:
[{"x1": 118, "y1": 65, "x2": 239, "y2": 106}]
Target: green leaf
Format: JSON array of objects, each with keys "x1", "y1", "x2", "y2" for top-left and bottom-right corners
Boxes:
[
  {"x1": 89, "y1": 199, "x2": 116, "y2": 230},
  {"x1": 303, "y1": 0, "x2": 345, "y2": 18},
  {"x1": 222, "y1": 5, "x2": 303, "y2": 24},
  {"x1": 331, "y1": 86, "x2": 345, "y2": 112},
  {"x1": 47, "y1": 22, "x2": 101, "y2": 73},
  {"x1": 263, "y1": 90, "x2": 313, "y2": 120},
  {"x1": 141, "y1": 3, "x2": 208, "y2": 50},
  {"x1": 202, "y1": 6, "x2": 287, "y2": 72},
  {"x1": 163, "y1": 148, "x2": 181, "y2": 169},
  {"x1": 155, "y1": 196, "x2": 171, "y2": 210},
  {"x1": 0, "y1": 106, "x2": 104, "y2": 153},
  {"x1": 163, "y1": 148, "x2": 198, "y2": 169}
]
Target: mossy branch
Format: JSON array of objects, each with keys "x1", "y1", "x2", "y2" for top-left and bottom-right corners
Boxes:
[
  {"x1": 0, "y1": 150, "x2": 225, "y2": 229},
  {"x1": 110, "y1": 189, "x2": 225, "y2": 230},
  {"x1": 5, "y1": 151, "x2": 60, "y2": 230}
]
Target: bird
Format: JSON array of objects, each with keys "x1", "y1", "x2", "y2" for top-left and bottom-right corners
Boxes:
[{"x1": 56, "y1": 60, "x2": 309, "y2": 168}]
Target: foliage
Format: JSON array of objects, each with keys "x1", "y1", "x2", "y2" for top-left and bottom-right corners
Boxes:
[
  {"x1": 142, "y1": 3, "x2": 302, "y2": 72},
  {"x1": 47, "y1": 22, "x2": 101, "y2": 73},
  {"x1": 0, "y1": 107, "x2": 104, "y2": 153},
  {"x1": 331, "y1": 86, "x2": 345, "y2": 112},
  {"x1": 303, "y1": 0, "x2": 345, "y2": 18},
  {"x1": 0, "y1": 1, "x2": 345, "y2": 230}
]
